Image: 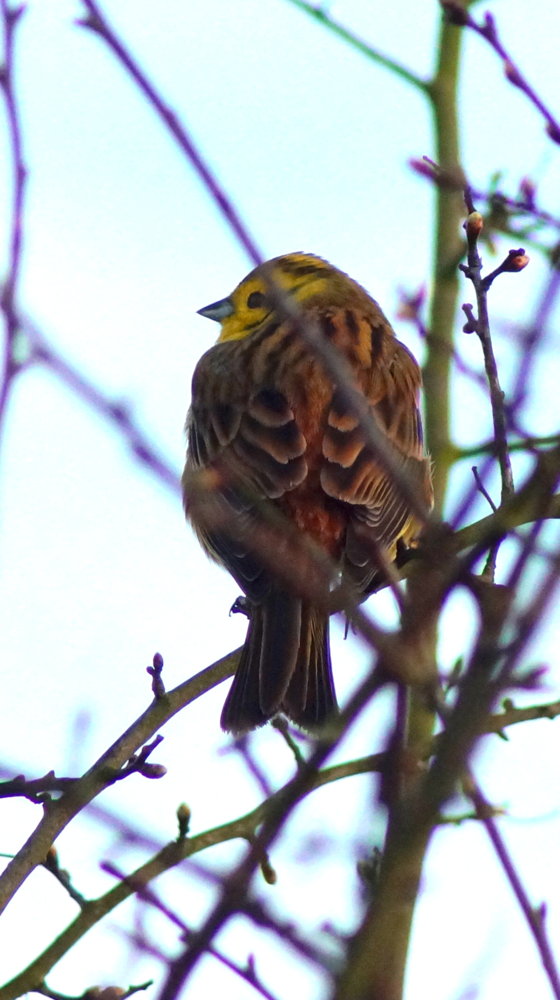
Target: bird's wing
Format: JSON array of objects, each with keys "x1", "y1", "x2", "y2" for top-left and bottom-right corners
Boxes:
[
  {"x1": 320, "y1": 332, "x2": 433, "y2": 592},
  {"x1": 185, "y1": 339, "x2": 309, "y2": 600}
]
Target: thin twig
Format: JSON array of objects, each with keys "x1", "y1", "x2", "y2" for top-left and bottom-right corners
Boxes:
[
  {"x1": 460, "y1": 199, "x2": 516, "y2": 506},
  {"x1": 471, "y1": 465, "x2": 498, "y2": 580},
  {"x1": 42, "y1": 848, "x2": 88, "y2": 910},
  {"x1": 2, "y1": 690, "x2": 559, "y2": 997},
  {"x1": 0, "y1": 748, "x2": 384, "y2": 999},
  {"x1": 471, "y1": 466, "x2": 497, "y2": 513},
  {"x1": 155, "y1": 669, "x2": 388, "y2": 1000},
  {"x1": 283, "y1": 0, "x2": 428, "y2": 92},
  {"x1": 0, "y1": 0, "x2": 27, "y2": 442},
  {"x1": 0, "y1": 301, "x2": 182, "y2": 494},
  {"x1": 77, "y1": 1, "x2": 263, "y2": 267},
  {"x1": 0, "y1": 771, "x2": 76, "y2": 803},
  {"x1": 465, "y1": 775, "x2": 560, "y2": 1000},
  {"x1": 0, "y1": 646, "x2": 241, "y2": 918},
  {"x1": 37, "y1": 981, "x2": 152, "y2": 1000},
  {"x1": 440, "y1": 2, "x2": 560, "y2": 144},
  {"x1": 78, "y1": 1, "x2": 432, "y2": 539},
  {"x1": 103, "y1": 862, "x2": 282, "y2": 1000},
  {"x1": 411, "y1": 159, "x2": 560, "y2": 238}
]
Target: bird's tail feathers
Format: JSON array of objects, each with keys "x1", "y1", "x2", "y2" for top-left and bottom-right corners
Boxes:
[{"x1": 220, "y1": 593, "x2": 337, "y2": 734}]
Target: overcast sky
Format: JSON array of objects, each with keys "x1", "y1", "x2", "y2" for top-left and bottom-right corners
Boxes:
[{"x1": 1, "y1": 2, "x2": 560, "y2": 998}]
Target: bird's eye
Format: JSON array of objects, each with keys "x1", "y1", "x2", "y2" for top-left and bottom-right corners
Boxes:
[{"x1": 247, "y1": 290, "x2": 266, "y2": 310}]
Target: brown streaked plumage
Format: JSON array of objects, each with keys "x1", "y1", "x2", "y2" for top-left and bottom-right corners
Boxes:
[{"x1": 183, "y1": 253, "x2": 433, "y2": 734}]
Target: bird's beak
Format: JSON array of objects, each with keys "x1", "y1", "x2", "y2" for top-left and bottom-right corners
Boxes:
[{"x1": 197, "y1": 297, "x2": 235, "y2": 322}]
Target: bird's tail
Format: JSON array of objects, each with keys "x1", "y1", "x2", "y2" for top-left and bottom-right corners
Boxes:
[{"x1": 220, "y1": 591, "x2": 337, "y2": 734}]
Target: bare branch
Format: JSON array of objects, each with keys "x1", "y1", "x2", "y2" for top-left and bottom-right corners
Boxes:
[
  {"x1": 460, "y1": 201, "x2": 516, "y2": 506},
  {"x1": 465, "y1": 774, "x2": 560, "y2": 999},
  {"x1": 283, "y1": 0, "x2": 428, "y2": 92},
  {"x1": 77, "y1": 0, "x2": 263, "y2": 266},
  {"x1": 0, "y1": 0, "x2": 28, "y2": 439},
  {"x1": 440, "y1": 3, "x2": 560, "y2": 144}
]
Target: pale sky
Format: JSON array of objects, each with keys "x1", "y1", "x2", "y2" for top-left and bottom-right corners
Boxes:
[{"x1": 1, "y1": 2, "x2": 560, "y2": 998}]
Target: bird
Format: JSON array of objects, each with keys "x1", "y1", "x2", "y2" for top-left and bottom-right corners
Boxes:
[{"x1": 183, "y1": 252, "x2": 433, "y2": 734}]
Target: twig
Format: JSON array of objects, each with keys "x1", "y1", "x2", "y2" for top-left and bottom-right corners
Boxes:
[
  {"x1": 221, "y1": 736, "x2": 274, "y2": 799},
  {"x1": 283, "y1": 0, "x2": 428, "y2": 92},
  {"x1": 411, "y1": 160, "x2": 560, "y2": 238},
  {"x1": 2, "y1": 690, "x2": 559, "y2": 997},
  {"x1": 102, "y1": 862, "x2": 282, "y2": 1000},
  {"x1": 484, "y1": 181, "x2": 560, "y2": 239},
  {"x1": 0, "y1": 0, "x2": 27, "y2": 441},
  {"x1": 471, "y1": 465, "x2": 498, "y2": 580},
  {"x1": 460, "y1": 200, "x2": 517, "y2": 506},
  {"x1": 0, "y1": 748, "x2": 384, "y2": 999},
  {"x1": 0, "y1": 646, "x2": 241, "y2": 918},
  {"x1": 464, "y1": 774, "x2": 560, "y2": 999},
  {"x1": 37, "y1": 981, "x2": 152, "y2": 1000},
  {"x1": 0, "y1": 302, "x2": 181, "y2": 494},
  {"x1": 0, "y1": 771, "x2": 77, "y2": 803},
  {"x1": 271, "y1": 717, "x2": 307, "y2": 769},
  {"x1": 146, "y1": 652, "x2": 166, "y2": 700},
  {"x1": 104, "y1": 735, "x2": 167, "y2": 783},
  {"x1": 43, "y1": 848, "x2": 88, "y2": 909},
  {"x1": 77, "y1": 1, "x2": 263, "y2": 267},
  {"x1": 471, "y1": 466, "x2": 497, "y2": 513},
  {"x1": 155, "y1": 669, "x2": 388, "y2": 1000},
  {"x1": 453, "y1": 433, "x2": 560, "y2": 461},
  {"x1": 243, "y1": 895, "x2": 336, "y2": 969},
  {"x1": 440, "y1": 3, "x2": 560, "y2": 145},
  {"x1": 78, "y1": 3, "x2": 432, "y2": 540}
]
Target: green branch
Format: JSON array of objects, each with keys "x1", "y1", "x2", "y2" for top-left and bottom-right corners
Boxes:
[{"x1": 283, "y1": 0, "x2": 428, "y2": 91}]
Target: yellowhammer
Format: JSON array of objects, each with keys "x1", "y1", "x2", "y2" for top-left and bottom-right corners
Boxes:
[{"x1": 183, "y1": 253, "x2": 433, "y2": 734}]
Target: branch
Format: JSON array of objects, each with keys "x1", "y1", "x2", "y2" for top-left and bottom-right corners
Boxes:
[
  {"x1": 77, "y1": 1, "x2": 263, "y2": 266},
  {"x1": 453, "y1": 433, "x2": 560, "y2": 461},
  {"x1": 0, "y1": 0, "x2": 27, "y2": 440},
  {"x1": 283, "y1": 0, "x2": 428, "y2": 92},
  {"x1": 421, "y1": 11, "x2": 466, "y2": 514},
  {"x1": 0, "y1": 771, "x2": 76, "y2": 803},
  {"x1": 465, "y1": 775, "x2": 560, "y2": 999},
  {"x1": 333, "y1": 518, "x2": 560, "y2": 1000},
  {"x1": 460, "y1": 205, "x2": 518, "y2": 509},
  {"x1": 0, "y1": 747, "x2": 384, "y2": 999},
  {"x1": 0, "y1": 300, "x2": 181, "y2": 494},
  {"x1": 0, "y1": 647, "x2": 240, "y2": 917},
  {"x1": 103, "y1": 863, "x2": 281, "y2": 1000},
  {"x1": 36, "y1": 982, "x2": 152, "y2": 1000},
  {"x1": 440, "y1": 2, "x2": 560, "y2": 144},
  {"x1": 42, "y1": 848, "x2": 87, "y2": 910},
  {"x1": 3, "y1": 691, "x2": 559, "y2": 997}
]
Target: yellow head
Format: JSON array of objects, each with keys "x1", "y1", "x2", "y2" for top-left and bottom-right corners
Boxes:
[{"x1": 197, "y1": 252, "x2": 374, "y2": 343}]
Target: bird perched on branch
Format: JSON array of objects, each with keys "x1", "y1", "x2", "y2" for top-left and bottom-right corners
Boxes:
[{"x1": 183, "y1": 252, "x2": 433, "y2": 734}]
